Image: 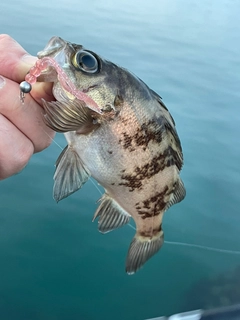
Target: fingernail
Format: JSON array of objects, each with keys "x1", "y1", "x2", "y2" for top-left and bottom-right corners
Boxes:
[
  {"x1": 0, "y1": 75, "x2": 6, "y2": 89},
  {"x1": 21, "y1": 54, "x2": 37, "y2": 66}
]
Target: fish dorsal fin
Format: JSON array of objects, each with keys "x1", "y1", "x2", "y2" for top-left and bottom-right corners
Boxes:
[
  {"x1": 53, "y1": 146, "x2": 90, "y2": 202},
  {"x1": 157, "y1": 117, "x2": 184, "y2": 171},
  {"x1": 166, "y1": 178, "x2": 186, "y2": 210},
  {"x1": 93, "y1": 194, "x2": 130, "y2": 233},
  {"x1": 126, "y1": 231, "x2": 164, "y2": 274}
]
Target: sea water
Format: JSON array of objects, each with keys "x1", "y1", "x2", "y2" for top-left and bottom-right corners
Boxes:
[{"x1": 0, "y1": 0, "x2": 240, "y2": 319}]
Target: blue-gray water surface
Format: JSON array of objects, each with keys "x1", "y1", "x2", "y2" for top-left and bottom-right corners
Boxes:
[{"x1": 1, "y1": 0, "x2": 240, "y2": 319}]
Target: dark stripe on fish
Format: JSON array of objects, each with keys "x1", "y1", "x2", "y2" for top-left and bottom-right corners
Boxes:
[
  {"x1": 139, "y1": 224, "x2": 162, "y2": 238},
  {"x1": 136, "y1": 186, "x2": 169, "y2": 219},
  {"x1": 118, "y1": 146, "x2": 182, "y2": 191},
  {"x1": 119, "y1": 116, "x2": 182, "y2": 153},
  {"x1": 119, "y1": 120, "x2": 163, "y2": 151}
]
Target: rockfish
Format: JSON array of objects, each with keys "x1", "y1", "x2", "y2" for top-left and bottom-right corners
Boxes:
[{"x1": 26, "y1": 37, "x2": 186, "y2": 274}]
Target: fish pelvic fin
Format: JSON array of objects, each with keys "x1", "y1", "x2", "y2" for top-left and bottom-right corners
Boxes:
[
  {"x1": 53, "y1": 146, "x2": 90, "y2": 202},
  {"x1": 126, "y1": 230, "x2": 164, "y2": 275},
  {"x1": 93, "y1": 194, "x2": 131, "y2": 233}
]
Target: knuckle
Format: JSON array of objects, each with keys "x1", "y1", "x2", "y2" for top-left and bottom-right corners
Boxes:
[
  {"x1": 0, "y1": 141, "x2": 33, "y2": 180},
  {"x1": 0, "y1": 34, "x2": 11, "y2": 43},
  {"x1": 17, "y1": 142, "x2": 34, "y2": 169},
  {"x1": 34, "y1": 130, "x2": 55, "y2": 153}
]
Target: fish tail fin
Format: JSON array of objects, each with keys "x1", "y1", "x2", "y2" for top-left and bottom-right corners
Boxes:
[{"x1": 125, "y1": 230, "x2": 164, "y2": 275}]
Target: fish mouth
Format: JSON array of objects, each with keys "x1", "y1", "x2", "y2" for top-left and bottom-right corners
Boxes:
[
  {"x1": 36, "y1": 37, "x2": 68, "y2": 82},
  {"x1": 37, "y1": 36, "x2": 75, "y2": 67},
  {"x1": 38, "y1": 37, "x2": 69, "y2": 58}
]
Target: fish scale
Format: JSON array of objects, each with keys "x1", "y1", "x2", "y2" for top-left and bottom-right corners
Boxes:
[{"x1": 32, "y1": 36, "x2": 185, "y2": 274}]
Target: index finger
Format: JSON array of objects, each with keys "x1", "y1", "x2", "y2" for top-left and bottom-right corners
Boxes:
[
  {"x1": 0, "y1": 34, "x2": 36, "y2": 82},
  {"x1": 0, "y1": 34, "x2": 54, "y2": 102}
]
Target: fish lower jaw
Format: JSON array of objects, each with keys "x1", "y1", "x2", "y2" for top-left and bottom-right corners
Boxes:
[
  {"x1": 53, "y1": 86, "x2": 76, "y2": 103},
  {"x1": 62, "y1": 88, "x2": 75, "y2": 100}
]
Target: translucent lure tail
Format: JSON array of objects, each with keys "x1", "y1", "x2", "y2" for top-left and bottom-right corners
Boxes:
[{"x1": 126, "y1": 231, "x2": 164, "y2": 274}]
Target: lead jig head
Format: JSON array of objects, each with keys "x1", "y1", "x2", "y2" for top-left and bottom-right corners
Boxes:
[{"x1": 19, "y1": 81, "x2": 32, "y2": 103}]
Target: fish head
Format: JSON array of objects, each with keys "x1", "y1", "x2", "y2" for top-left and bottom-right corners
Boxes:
[{"x1": 37, "y1": 36, "x2": 126, "y2": 114}]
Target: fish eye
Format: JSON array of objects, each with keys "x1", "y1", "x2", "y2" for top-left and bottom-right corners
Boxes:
[{"x1": 73, "y1": 51, "x2": 98, "y2": 73}]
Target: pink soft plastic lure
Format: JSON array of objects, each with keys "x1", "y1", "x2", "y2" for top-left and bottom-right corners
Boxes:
[{"x1": 19, "y1": 57, "x2": 102, "y2": 114}]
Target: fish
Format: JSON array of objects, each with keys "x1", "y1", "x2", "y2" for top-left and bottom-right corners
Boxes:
[{"x1": 35, "y1": 36, "x2": 186, "y2": 274}]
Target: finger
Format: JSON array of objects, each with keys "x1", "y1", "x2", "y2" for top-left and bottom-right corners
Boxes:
[
  {"x1": 0, "y1": 34, "x2": 36, "y2": 82},
  {"x1": 0, "y1": 34, "x2": 54, "y2": 102},
  {"x1": 30, "y1": 81, "x2": 55, "y2": 105},
  {"x1": 0, "y1": 75, "x2": 55, "y2": 153},
  {"x1": 0, "y1": 114, "x2": 33, "y2": 180}
]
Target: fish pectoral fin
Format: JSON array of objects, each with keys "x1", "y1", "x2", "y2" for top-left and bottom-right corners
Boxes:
[
  {"x1": 53, "y1": 146, "x2": 90, "y2": 202},
  {"x1": 92, "y1": 194, "x2": 130, "y2": 233},
  {"x1": 126, "y1": 231, "x2": 164, "y2": 275},
  {"x1": 42, "y1": 98, "x2": 99, "y2": 134}
]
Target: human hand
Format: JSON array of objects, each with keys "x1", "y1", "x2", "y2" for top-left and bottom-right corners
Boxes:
[{"x1": 0, "y1": 34, "x2": 55, "y2": 180}]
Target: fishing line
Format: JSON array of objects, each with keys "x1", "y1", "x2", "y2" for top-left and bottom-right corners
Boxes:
[
  {"x1": 42, "y1": 129, "x2": 64, "y2": 151},
  {"x1": 126, "y1": 222, "x2": 240, "y2": 255},
  {"x1": 42, "y1": 130, "x2": 240, "y2": 256},
  {"x1": 89, "y1": 178, "x2": 103, "y2": 197},
  {"x1": 164, "y1": 240, "x2": 240, "y2": 255}
]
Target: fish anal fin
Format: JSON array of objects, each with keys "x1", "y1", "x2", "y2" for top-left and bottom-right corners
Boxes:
[
  {"x1": 126, "y1": 231, "x2": 164, "y2": 275},
  {"x1": 53, "y1": 146, "x2": 90, "y2": 202},
  {"x1": 93, "y1": 194, "x2": 130, "y2": 233},
  {"x1": 167, "y1": 178, "x2": 186, "y2": 209}
]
